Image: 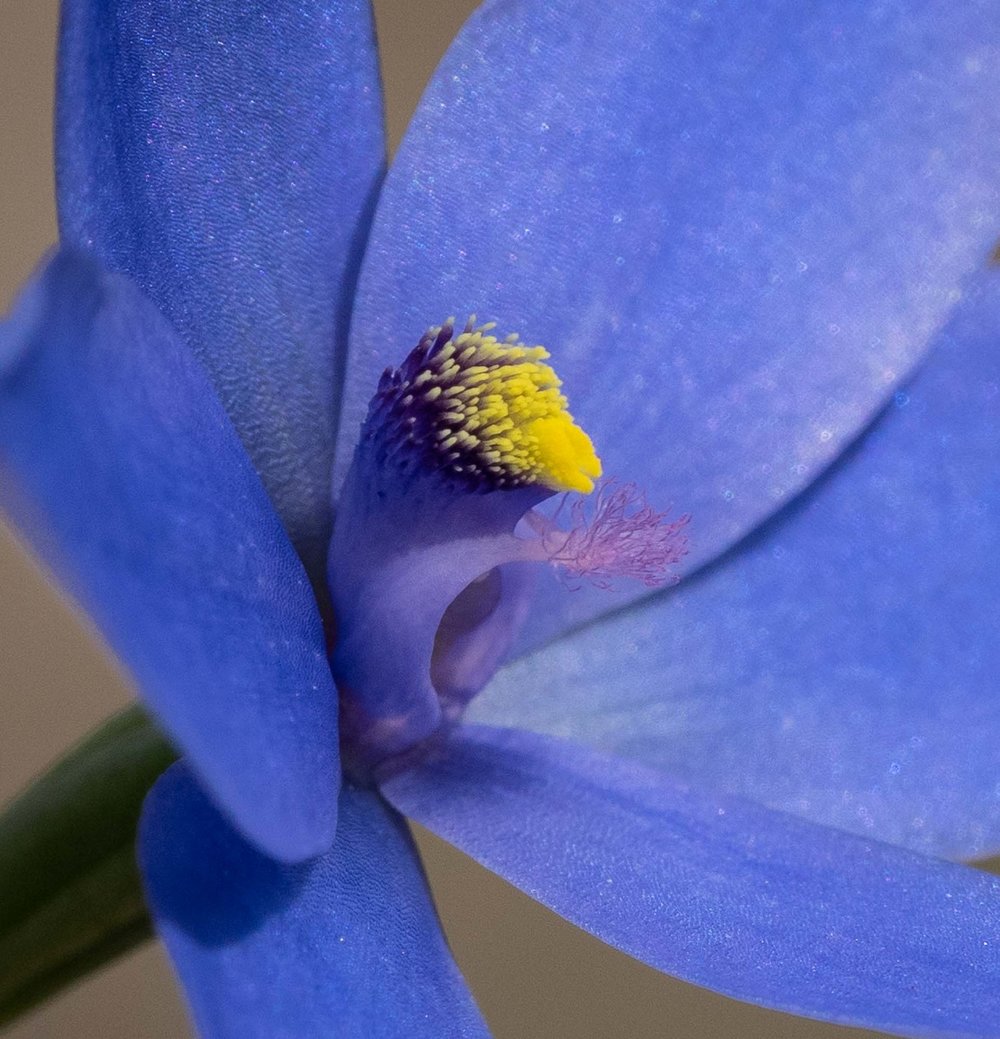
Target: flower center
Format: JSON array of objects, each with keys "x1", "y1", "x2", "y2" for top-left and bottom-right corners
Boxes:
[{"x1": 328, "y1": 319, "x2": 687, "y2": 781}]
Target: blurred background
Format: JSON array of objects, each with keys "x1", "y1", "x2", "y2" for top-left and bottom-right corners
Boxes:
[{"x1": 0, "y1": 2, "x2": 891, "y2": 1036}]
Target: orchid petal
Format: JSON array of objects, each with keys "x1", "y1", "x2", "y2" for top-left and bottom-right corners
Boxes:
[
  {"x1": 340, "y1": 0, "x2": 1000, "y2": 640},
  {"x1": 57, "y1": 0, "x2": 386, "y2": 570},
  {"x1": 0, "y1": 251, "x2": 338, "y2": 862},
  {"x1": 141, "y1": 764, "x2": 491, "y2": 1039},
  {"x1": 384, "y1": 726, "x2": 1000, "y2": 1039},
  {"x1": 472, "y1": 275, "x2": 1000, "y2": 860}
]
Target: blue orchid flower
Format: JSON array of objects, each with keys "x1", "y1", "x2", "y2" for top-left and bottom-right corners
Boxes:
[{"x1": 3, "y1": 0, "x2": 1000, "y2": 1036}]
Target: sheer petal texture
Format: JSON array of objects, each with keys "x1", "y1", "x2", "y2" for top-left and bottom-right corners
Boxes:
[
  {"x1": 0, "y1": 251, "x2": 338, "y2": 862},
  {"x1": 473, "y1": 277, "x2": 1000, "y2": 859},
  {"x1": 338, "y1": 0, "x2": 1000, "y2": 644},
  {"x1": 384, "y1": 727, "x2": 1000, "y2": 1039},
  {"x1": 57, "y1": 0, "x2": 386, "y2": 569},
  {"x1": 141, "y1": 765, "x2": 491, "y2": 1039}
]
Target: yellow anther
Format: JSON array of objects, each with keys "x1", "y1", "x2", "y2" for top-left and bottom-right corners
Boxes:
[
  {"x1": 431, "y1": 325, "x2": 602, "y2": 493},
  {"x1": 384, "y1": 319, "x2": 603, "y2": 494}
]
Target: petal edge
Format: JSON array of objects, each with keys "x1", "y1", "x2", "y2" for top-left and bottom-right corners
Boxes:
[{"x1": 0, "y1": 251, "x2": 339, "y2": 862}]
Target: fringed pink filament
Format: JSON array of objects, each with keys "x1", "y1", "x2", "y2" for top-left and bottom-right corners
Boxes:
[{"x1": 539, "y1": 479, "x2": 690, "y2": 590}]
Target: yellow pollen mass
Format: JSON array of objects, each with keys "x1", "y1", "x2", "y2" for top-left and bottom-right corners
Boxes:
[{"x1": 411, "y1": 321, "x2": 602, "y2": 493}]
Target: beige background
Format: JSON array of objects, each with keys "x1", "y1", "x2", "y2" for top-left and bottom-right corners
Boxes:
[{"x1": 0, "y1": 2, "x2": 890, "y2": 1036}]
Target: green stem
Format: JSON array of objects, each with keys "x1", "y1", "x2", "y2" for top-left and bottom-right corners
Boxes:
[{"x1": 0, "y1": 704, "x2": 176, "y2": 1028}]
